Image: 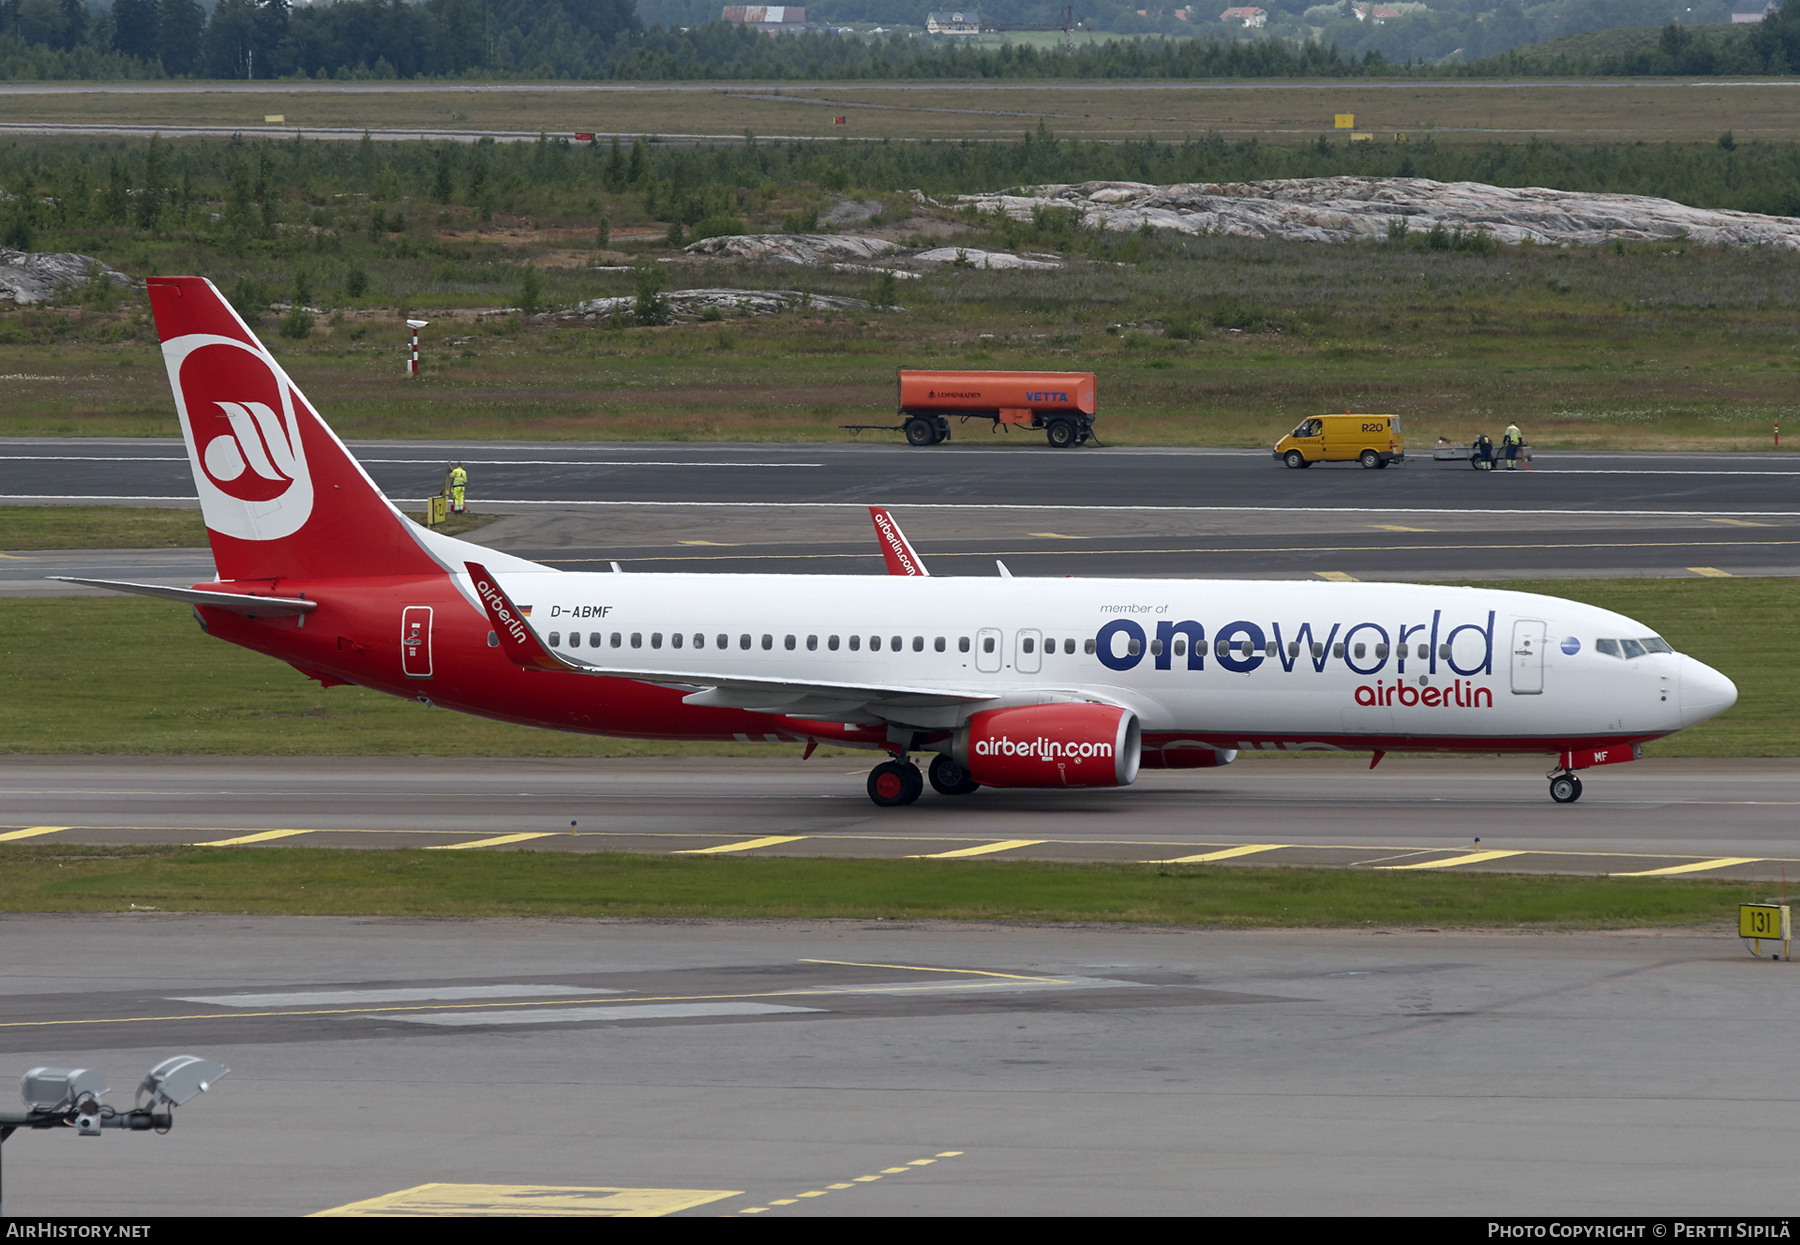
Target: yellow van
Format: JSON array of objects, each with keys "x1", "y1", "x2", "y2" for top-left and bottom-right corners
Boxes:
[{"x1": 1273, "y1": 413, "x2": 1405, "y2": 469}]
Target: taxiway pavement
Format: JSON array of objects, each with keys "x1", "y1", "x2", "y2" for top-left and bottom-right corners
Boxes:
[
  {"x1": 1, "y1": 915, "x2": 1793, "y2": 1216},
  {"x1": 4, "y1": 755, "x2": 1795, "y2": 881}
]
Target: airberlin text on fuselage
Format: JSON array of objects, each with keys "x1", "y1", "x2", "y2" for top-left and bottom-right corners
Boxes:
[{"x1": 1094, "y1": 608, "x2": 1499, "y2": 703}]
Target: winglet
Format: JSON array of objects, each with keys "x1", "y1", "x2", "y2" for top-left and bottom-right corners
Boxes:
[
  {"x1": 466, "y1": 562, "x2": 569, "y2": 672},
  {"x1": 869, "y1": 506, "x2": 929, "y2": 577}
]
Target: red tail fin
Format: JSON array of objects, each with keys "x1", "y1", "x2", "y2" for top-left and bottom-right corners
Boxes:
[
  {"x1": 147, "y1": 276, "x2": 439, "y2": 583},
  {"x1": 869, "y1": 506, "x2": 929, "y2": 577}
]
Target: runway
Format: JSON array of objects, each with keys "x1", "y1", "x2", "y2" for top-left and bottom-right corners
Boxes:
[
  {"x1": 5, "y1": 439, "x2": 1797, "y2": 513},
  {"x1": 5, "y1": 441, "x2": 1799, "y2": 592},
  {"x1": 5, "y1": 756, "x2": 1796, "y2": 880},
  {"x1": 2, "y1": 914, "x2": 1794, "y2": 1216}
]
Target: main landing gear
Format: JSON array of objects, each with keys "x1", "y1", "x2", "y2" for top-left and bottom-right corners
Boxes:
[
  {"x1": 866, "y1": 755, "x2": 982, "y2": 806},
  {"x1": 1548, "y1": 771, "x2": 1584, "y2": 804}
]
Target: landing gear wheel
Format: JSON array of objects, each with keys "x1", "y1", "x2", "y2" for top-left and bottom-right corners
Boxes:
[
  {"x1": 905, "y1": 418, "x2": 938, "y2": 447},
  {"x1": 1046, "y1": 419, "x2": 1076, "y2": 449},
  {"x1": 1284, "y1": 450, "x2": 1307, "y2": 469},
  {"x1": 928, "y1": 754, "x2": 982, "y2": 796},
  {"x1": 1549, "y1": 772, "x2": 1583, "y2": 804},
  {"x1": 868, "y1": 759, "x2": 923, "y2": 807},
  {"x1": 1359, "y1": 449, "x2": 1382, "y2": 470}
]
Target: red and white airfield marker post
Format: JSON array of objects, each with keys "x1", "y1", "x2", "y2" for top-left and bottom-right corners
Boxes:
[{"x1": 406, "y1": 318, "x2": 429, "y2": 377}]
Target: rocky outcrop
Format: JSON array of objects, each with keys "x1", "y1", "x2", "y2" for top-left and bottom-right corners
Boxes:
[
  {"x1": 914, "y1": 247, "x2": 1062, "y2": 270},
  {"x1": 568, "y1": 288, "x2": 883, "y2": 321},
  {"x1": 0, "y1": 250, "x2": 136, "y2": 304},
  {"x1": 683, "y1": 233, "x2": 903, "y2": 266},
  {"x1": 948, "y1": 177, "x2": 1800, "y2": 250}
]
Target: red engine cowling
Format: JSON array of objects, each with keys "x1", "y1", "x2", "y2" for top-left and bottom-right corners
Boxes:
[{"x1": 952, "y1": 703, "x2": 1141, "y2": 789}]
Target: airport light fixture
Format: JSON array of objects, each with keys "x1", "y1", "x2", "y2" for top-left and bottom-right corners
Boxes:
[{"x1": 1, "y1": 1056, "x2": 228, "y2": 1214}]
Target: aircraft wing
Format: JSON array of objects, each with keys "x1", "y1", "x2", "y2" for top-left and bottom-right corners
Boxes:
[
  {"x1": 466, "y1": 561, "x2": 993, "y2": 722},
  {"x1": 48, "y1": 577, "x2": 318, "y2": 616}
]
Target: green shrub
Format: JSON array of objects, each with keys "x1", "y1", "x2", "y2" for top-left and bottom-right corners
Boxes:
[
  {"x1": 689, "y1": 214, "x2": 747, "y2": 241},
  {"x1": 279, "y1": 305, "x2": 314, "y2": 339}
]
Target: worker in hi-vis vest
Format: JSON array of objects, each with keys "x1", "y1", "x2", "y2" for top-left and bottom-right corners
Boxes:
[
  {"x1": 447, "y1": 462, "x2": 468, "y2": 513},
  {"x1": 1502, "y1": 423, "x2": 1523, "y2": 470}
]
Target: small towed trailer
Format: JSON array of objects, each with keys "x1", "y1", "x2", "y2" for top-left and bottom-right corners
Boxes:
[
  {"x1": 1432, "y1": 437, "x2": 1533, "y2": 470},
  {"x1": 843, "y1": 369, "x2": 1100, "y2": 448}
]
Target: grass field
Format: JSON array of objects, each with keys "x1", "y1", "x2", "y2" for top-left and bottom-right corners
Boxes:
[
  {"x1": 5, "y1": 226, "x2": 1799, "y2": 451},
  {"x1": 0, "y1": 843, "x2": 1767, "y2": 927},
  {"x1": 5, "y1": 80, "x2": 1799, "y2": 145},
  {"x1": 0, "y1": 577, "x2": 1788, "y2": 757}
]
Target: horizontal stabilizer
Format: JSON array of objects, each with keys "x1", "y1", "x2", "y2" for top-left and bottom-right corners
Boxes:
[{"x1": 48, "y1": 577, "x2": 317, "y2": 616}]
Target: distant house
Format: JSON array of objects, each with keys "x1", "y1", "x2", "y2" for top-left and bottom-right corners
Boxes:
[
  {"x1": 1731, "y1": 0, "x2": 1780, "y2": 21},
  {"x1": 1219, "y1": 5, "x2": 1266, "y2": 25},
  {"x1": 721, "y1": 6, "x2": 807, "y2": 33},
  {"x1": 926, "y1": 11, "x2": 982, "y2": 34},
  {"x1": 1353, "y1": 4, "x2": 1401, "y2": 21}
]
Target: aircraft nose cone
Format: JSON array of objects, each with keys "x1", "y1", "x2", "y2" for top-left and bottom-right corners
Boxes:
[{"x1": 1679, "y1": 656, "x2": 1738, "y2": 728}]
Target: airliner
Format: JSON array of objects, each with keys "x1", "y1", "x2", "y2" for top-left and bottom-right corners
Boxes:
[{"x1": 64, "y1": 277, "x2": 1738, "y2": 808}]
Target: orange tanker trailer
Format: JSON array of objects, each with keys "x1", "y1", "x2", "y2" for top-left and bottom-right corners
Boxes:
[{"x1": 845, "y1": 369, "x2": 1100, "y2": 448}]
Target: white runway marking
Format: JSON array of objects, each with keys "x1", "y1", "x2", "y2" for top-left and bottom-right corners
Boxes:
[
  {"x1": 386, "y1": 1002, "x2": 822, "y2": 1026},
  {"x1": 176, "y1": 984, "x2": 613, "y2": 1008}
]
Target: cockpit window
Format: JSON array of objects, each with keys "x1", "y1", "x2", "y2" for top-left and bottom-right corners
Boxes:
[
  {"x1": 1595, "y1": 639, "x2": 1621, "y2": 658},
  {"x1": 1619, "y1": 639, "x2": 1647, "y2": 659},
  {"x1": 1641, "y1": 636, "x2": 1673, "y2": 654}
]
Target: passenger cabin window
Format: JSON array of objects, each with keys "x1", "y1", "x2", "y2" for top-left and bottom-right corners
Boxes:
[
  {"x1": 829, "y1": 635, "x2": 840, "y2": 651},
  {"x1": 1416, "y1": 643, "x2": 1429, "y2": 659},
  {"x1": 934, "y1": 637, "x2": 946, "y2": 652},
  {"x1": 611, "y1": 633, "x2": 622, "y2": 648},
  {"x1": 891, "y1": 636, "x2": 901, "y2": 652},
  {"x1": 1084, "y1": 639, "x2": 1096, "y2": 655},
  {"x1": 1353, "y1": 643, "x2": 1366, "y2": 659},
  {"x1": 589, "y1": 633, "x2": 601, "y2": 648},
  {"x1": 784, "y1": 635, "x2": 796, "y2": 651},
  {"x1": 739, "y1": 634, "x2": 751, "y2": 650},
  {"x1": 870, "y1": 635, "x2": 882, "y2": 652},
  {"x1": 1375, "y1": 643, "x2": 1389, "y2": 659},
  {"x1": 1127, "y1": 638, "x2": 1142, "y2": 656},
  {"x1": 913, "y1": 636, "x2": 924, "y2": 652},
  {"x1": 1239, "y1": 641, "x2": 1254, "y2": 658},
  {"x1": 762, "y1": 634, "x2": 773, "y2": 650},
  {"x1": 982, "y1": 637, "x2": 995, "y2": 654},
  {"x1": 671, "y1": 633, "x2": 683, "y2": 649},
  {"x1": 1024, "y1": 638, "x2": 1038, "y2": 654},
  {"x1": 651, "y1": 633, "x2": 663, "y2": 649},
  {"x1": 548, "y1": 632, "x2": 562, "y2": 646},
  {"x1": 1174, "y1": 639, "x2": 1187, "y2": 657},
  {"x1": 1064, "y1": 638, "x2": 1075, "y2": 655},
  {"x1": 807, "y1": 635, "x2": 818, "y2": 651},
  {"x1": 1333, "y1": 643, "x2": 1345, "y2": 659},
  {"x1": 569, "y1": 633, "x2": 581, "y2": 648},
  {"x1": 630, "y1": 633, "x2": 642, "y2": 649},
  {"x1": 959, "y1": 637, "x2": 971, "y2": 653},
  {"x1": 1311, "y1": 643, "x2": 1324, "y2": 659},
  {"x1": 850, "y1": 635, "x2": 861, "y2": 651},
  {"x1": 715, "y1": 634, "x2": 727, "y2": 650},
  {"x1": 1147, "y1": 639, "x2": 1161, "y2": 657}
]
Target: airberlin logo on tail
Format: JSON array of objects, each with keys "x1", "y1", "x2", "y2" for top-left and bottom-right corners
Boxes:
[
  {"x1": 165, "y1": 333, "x2": 314, "y2": 541},
  {"x1": 872, "y1": 510, "x2": 922, "y2": 576}
]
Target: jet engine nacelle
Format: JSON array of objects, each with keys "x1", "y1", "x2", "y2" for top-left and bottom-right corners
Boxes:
[{"x1": 952, "y1": 703, "x2": 1141, "y2": 789}]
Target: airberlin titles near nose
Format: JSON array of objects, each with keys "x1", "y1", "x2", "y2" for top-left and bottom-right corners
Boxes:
[{"x1": 58, "y1": 274, "x2": 1737, "y2": 812}]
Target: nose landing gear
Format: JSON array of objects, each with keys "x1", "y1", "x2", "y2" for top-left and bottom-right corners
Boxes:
[
  {"x1": 1548, "y1": 771, "x2": 1584, "y2": 804},
  {"x1": 867, "y1": 758, "x2": 924, "y2": 807}
]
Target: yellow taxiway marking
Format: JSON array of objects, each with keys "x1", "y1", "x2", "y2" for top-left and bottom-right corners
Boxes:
[
  {"x1": 1706, "y1": 517, "x2": 1772, "y2": 527},
  {"x1": 1371, "y1": 524, "x2": 1433, "y2": 532},
  {"x1": 424, "y1": 832, "x2": 556, "y2": 850},
  {"x1": 193, "y1": 829, "x2": 314, "y2": 847},
  {"x1": 1378, "y1": 849, "x2": 1525, "y2": 870},
  {"x1": 673, "y1": 835, "x2": 806, "y2": 855},
  {"x1": 1688, "y1": 566, "x2": 1733, "y2": 577},
  {"x1": 880, "y1": 1167, "x2": 912, "y2": 1174},
  {"x1": 0, "y1": 825, "x2": 68, "y2": 842},
  {"x1": 1028, "y1": 531, "x2": 1085, "y2": 539},
  {"x1": 1315, "y1": 571, "x2": 1358, "y2": 581},
  {"x1": 852, "y1": 1175, "x2": 882, "y2": 1183},
  {"x1": 799, "y1": 957, "x2": 1051, "y2": 978},
  {"x1": 314, "y1": 1183, "x2": 740, "y2": 1217},
  {"x1": 911, "y1": 839, "x2": 1045, "y2": 859},
  {"x1": 1143, "y1": 843, "x2": 1288, "y2": 865},
  {"x1": 1611, "y1": 856, "x2": 1762, "y2": 877}
]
